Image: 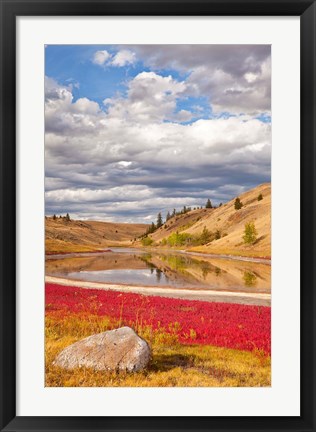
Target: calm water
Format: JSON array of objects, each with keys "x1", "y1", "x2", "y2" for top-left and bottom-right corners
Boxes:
[{"x1": 46, "y1": 248, "x2": 271, "y2": 294}]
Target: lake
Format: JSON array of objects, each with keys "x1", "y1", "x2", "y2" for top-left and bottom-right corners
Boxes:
[{"x1": 46, "y1": 248, "x2": 271, "y2": 297}]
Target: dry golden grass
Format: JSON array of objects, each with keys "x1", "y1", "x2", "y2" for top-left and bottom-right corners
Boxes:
[
  {"x1": 45, "y1": 239, "x2": 99, "y2": 254},
  {"x1": 45, "y1": 314, "x2": 271, "y2": 387},
  {"x1": 147, "y1": 183, "x2": 271, "y2": 258},
  {"x1": 45, "y1": 218, "x2": 148, "y2": 254},
  {"x1": 45, "y1": 184, "x2": 270, "y2": 258},
  {"x1": 188, "y1": 247, "x2": 269, "y2": 259}
]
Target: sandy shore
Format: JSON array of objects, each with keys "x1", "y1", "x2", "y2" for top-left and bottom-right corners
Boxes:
[{"x1": 45, "y1": 276, "x2": 271, "y2": 306}]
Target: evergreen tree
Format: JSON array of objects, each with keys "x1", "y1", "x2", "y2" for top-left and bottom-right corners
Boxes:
[
  {"x1": 157, "y1": 212, "x2": 163, "y2": 228},
  {"x1": 166, "y1": 211, "x2": 171, "y2": 221},
  {"x1": 257, "y1": 193, "x2": 263, "y2": 201},
  {"x1": 234, "y1": 197, "x2": 243, "y2": 210},
  {"x1": 65, "y1": 213, "x2": 70, "y2": 221},
  {"x1": 53, "y1": 214, "x2": 56, "y2": 220},
  {"x1": 147, "y1": 222, "x2": 156, "y2": 234},
  {"x1": 205, "y1": 199, "x2": 212, "y2": 209}
]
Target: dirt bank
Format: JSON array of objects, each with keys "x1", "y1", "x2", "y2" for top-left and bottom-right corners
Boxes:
[{"x1": 45, "y1": 276, "x2": 271, "y2": 306}]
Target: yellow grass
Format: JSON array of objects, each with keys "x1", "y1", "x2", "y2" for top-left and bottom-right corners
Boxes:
[
  {"x1": 188, "y1": 246, "x2": 270, "y2": 259},
  {"x1": 147, "y1": 183, "x2": 271, "y2": 259},
  {"x1": 45, "y1": 314, "x2": 271, "y2": 387},
  {"x1": 45, "y1": 239, "x2": 99, "y2": 254},
  {"x1": 45, "y1": 218, "x2": 148, "y2": 254}
]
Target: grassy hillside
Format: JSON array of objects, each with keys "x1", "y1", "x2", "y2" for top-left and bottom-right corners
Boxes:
[
  {"x1": 45, "y1": 218, "x2": 148, "y2": 254},
  {"x1": 141, "y1": 183, "x2": 271, "y2": 258},
  {"x1": 46, "y1": 183, "x2": 270, "y2": 258}
]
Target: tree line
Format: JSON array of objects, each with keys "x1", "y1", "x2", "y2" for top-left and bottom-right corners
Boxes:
[
  {"x1": 144, "y1": 198, "x2": 219, "y2": 236},
  {"x1": 142, "y1": 191, "x2": 264, "y2": 241},
  {"x1": 51, "y1": 213, "x2": 71, "y2": 221}
]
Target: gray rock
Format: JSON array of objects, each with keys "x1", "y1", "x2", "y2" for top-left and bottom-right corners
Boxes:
[{"x1": 53, "y1": 326, "x2": 151, "y2": 372}]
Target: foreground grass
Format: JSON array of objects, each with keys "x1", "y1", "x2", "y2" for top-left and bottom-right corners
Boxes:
[{"x1": 46, "y1": 314, "x2": 271, "y2": 387}]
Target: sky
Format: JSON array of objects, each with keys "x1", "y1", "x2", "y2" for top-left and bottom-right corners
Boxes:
[{"x1": 45, "y1": 45, "x2": 271, "y2": 223}]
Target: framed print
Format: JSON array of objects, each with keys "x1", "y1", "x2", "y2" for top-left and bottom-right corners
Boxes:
[{"x1": 0, "y1": 0, "x2": 315, "y2": 431}]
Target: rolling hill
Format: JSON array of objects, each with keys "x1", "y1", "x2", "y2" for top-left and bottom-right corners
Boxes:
[
  {"x1": 45, "y1": 218, "x2": 148, "y2": 254},
  {"x1": 141, "y1": 183, "x2": 271, "y2": 258},
  {"x1": 46, "y1": 183, "x2": 270, "y2": 258}
]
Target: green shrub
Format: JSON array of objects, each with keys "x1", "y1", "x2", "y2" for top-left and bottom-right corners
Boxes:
[
  {"x1": 198, "y1": 226, "x2": 213, "y2": 245},
  {"x1": 215, "y1": 230, "x2": 221, "y2": 240},
  {"x1": 166, "y1": 232, "x2": 193, "y2": 247},
  {"x1": 243, "y1": 222, "x2": 257, "y2": 244},
  {"x1": 141, "y1": 236, "x2": 154, "y2": 246},
  {"x1": 163, "y1": 226, "x2": 219, "y2": 247}
]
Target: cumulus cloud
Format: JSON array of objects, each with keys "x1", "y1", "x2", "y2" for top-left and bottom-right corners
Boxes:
[
  {"x1": 92, "y1": 49, "x2": 136, "y2": 68},
  {"x1": 45, "y1": 77, "x2": 104, "y2": 135},
  {"x1": 45, "y1": 45, "x2": 271, "y2": 222},
  {"x1": 128, "y1": 45, "x2": 271, "y2": 115},
  {"x1": 110, "y1": 49, "x2": 136, "y2": 67},
  {"x1": 92, "y1": 50, "x2": 111, "y2": 65},
  {"x1": 91, "y1": 45, "x2": 270, "y2": 114},
  {"x1": 104, "y1": 71, "x2": 187, "y2": 123}
]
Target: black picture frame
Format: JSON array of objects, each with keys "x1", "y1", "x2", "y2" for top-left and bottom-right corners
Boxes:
[{"x1": 0, "y1": 0, "x2": 315, "y2": 431}]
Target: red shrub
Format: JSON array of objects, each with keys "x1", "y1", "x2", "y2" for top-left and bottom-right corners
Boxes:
[{"x1": 45, "y1": 283, "x2": 271, "y2": 355}]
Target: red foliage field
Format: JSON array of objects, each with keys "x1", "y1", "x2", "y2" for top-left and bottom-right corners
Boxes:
[{"x1": 46, "y1": 283, "x2": 271, "y2": 355}]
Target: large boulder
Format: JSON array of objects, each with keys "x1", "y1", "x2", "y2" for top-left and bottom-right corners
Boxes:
[{"x1": 53, "y1": 326, "x2": 151, "y2": 372}]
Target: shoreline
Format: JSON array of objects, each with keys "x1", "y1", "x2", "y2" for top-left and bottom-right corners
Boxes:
[
  {"x1": 165, "y1": 248, "x2": 270, "y2": 265},
  {"x1": 46, "y1": 247, "x2": 271, "y2": 265},
  {"x1": 45, "y1": 276, "x2": 271, "y2": 306}
]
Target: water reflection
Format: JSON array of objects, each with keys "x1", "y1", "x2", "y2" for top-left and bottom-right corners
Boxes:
[
  {"x1": 156, "y1": 268, "x2": 163, "y2": 283},
  {"x1": 243, "y1": 271, "x2": 258, "y2": 287},
  {"x1": 46, "y1": 248, "x2": 270, "y2": 293}
]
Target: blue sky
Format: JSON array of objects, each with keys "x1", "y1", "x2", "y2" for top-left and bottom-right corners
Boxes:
[
  {"x1": 45, "y1": 45, "x2": 271, "y2": 222},
  {"x1": 45, "y1": 45, "x2": 211, "y2": 124}
]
